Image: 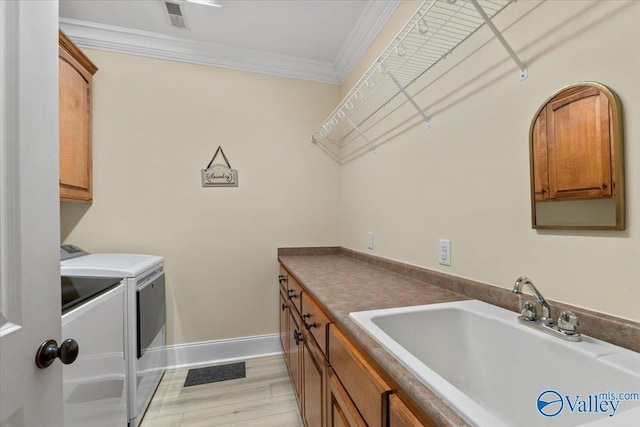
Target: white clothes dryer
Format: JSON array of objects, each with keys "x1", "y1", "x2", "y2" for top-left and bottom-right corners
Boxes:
[{"x1": 61, "y1": 245, "x2": 165, "y2": 427}]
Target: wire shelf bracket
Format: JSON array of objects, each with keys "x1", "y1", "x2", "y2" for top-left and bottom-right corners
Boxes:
[
  {"x1": 344, "y1": 114, "x2": 377, "y2": 154},
  {"x1": 381, "y1": 61, "x2": 432, "y2": 128},
  {"x1": 469, "y1": 0, "x2": 527, "y2": 80}
]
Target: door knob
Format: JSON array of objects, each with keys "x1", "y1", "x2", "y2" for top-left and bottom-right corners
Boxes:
[{"x1": 35, "y1": 338, "x2": 79, "y2": 368}]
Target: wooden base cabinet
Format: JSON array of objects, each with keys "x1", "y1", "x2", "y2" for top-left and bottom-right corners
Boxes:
[
  {"x1": 279, "y1": 264, "x2": 431, "y2": 427},
  {"x1": 280, "y1": 266, "x2": 328, "y2": 423}
]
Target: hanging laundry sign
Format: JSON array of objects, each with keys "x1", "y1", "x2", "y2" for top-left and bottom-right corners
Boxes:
[{"x1": 201, "y1": 146, "x2": 238, "y2": 187}]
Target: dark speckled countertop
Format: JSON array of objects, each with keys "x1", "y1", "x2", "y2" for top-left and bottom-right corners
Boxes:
[
  {"x1": 279, "y1": 253, "x2": 472, "y2": 427},
  {"x1": 278, "y1": 248, "x2": 640, "y2": 427}
]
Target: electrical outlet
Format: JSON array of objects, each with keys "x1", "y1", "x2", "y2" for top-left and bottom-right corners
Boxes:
[
  {"x1": 439, "y1": 239, "x2": 451, "y2": 266},
  {"x1": 367, "y1": 232, "x2": 374, "y2": 250}
]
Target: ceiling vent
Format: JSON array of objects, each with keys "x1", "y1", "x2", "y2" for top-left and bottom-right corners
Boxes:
[{"x1": 164, "y1": 1, "x2": 187, "y2": 29}]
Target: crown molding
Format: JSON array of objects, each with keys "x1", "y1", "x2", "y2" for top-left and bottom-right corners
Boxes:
[
  {"x1": 59, "y1": 18, "x2": 340, "y2": 83},
  {"x1": 59, "y1": 2, "x2": 398, "y2": 85},
  {"x1": 334, "y1": 0, "x2": 401, "y2": 83}
]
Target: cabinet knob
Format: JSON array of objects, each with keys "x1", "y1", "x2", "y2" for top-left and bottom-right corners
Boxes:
[
  {"x1": 305, "y1": 322, "x2": 317, "y2": 330},
  {"x1": 602, "y1": 183, "x2": 608, "y2": 189},
  {"x1": 281, "y1": 303, "x2": 288, "y2": 311},
  {"x1": 302, "y1": 314, "x2": 316, "y2": 330},
  {"x1": 287, "y1": 289, "x2": 296, "y2": 299},
  {"x1": 293, "y1": 329, "x2": 302, "y2": 346},
  {"x1": 278, "y1": 275, "x2": 288, "y2": 285}
]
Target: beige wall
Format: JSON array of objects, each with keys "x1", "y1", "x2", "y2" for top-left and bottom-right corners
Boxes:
[
  {"x1": 61, "y1": 51, "x2": 341, "y2": 345},
  {"x1": 340, "y1": 0, "x2": 640, "y2": 321},
  {"x1": 62, "y1": 0, "x2": 640, "y2": 350}
]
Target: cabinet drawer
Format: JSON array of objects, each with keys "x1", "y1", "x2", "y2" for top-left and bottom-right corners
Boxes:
[
  {"x1": 328, "y1": 325, "x2": 391, "y2": 427},
  {"x1": 280, "y1": 281, "x2": 287, "y2": 299},
  {"x1": 287, "y1": 273, "x2": 303, "y2": 314},
  {"x1": 301, "y1": 292, "x2": 330, "y2": 356},
  {"x1": 280, "y1": 283, "x2": 288, "y2": 304},
  {"x1": 279, "y1": 265, "x2": 303, "y2": 313},
  {"x1": 279, "y1": 265, "x2": 289, "y2": 289}
]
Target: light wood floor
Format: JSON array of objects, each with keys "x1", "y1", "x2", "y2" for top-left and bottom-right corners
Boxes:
[{"x1": 140, "y1": 355, "x2": 303, "y2": 427}]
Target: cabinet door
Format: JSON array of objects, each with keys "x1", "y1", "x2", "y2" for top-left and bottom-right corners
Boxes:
[
  {"x1": 389, "y1": 395, "x2": 429, "y2": 427},
  {"x1": 547, "y1": 87, "x2": 612, "y2": 200},
  {"x1": 279, "y1": 291, "x2": 289, "y2": 367},
  {"x1": 303, "y1": 333, "x2": 327, "y2": 427},
  {"x1": 59, "y1": 32, "x2": 96, "y2": 203},
  {"x1": 328, "y1": 325, "x2": 391, "y2": 427},
  {"x1": 328, "y1": 370, "x2": 366, "y2": 427},
  {"x1": 531, "y1": 108, "x2": 549, "y2": 201},
  {"x1": 288, "y1": 308, "x2": 303, "y2": 408}
]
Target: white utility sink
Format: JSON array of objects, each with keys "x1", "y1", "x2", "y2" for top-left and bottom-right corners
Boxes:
[{"x1": 350, "y1": 300, "x2": 640, "y2": 427}]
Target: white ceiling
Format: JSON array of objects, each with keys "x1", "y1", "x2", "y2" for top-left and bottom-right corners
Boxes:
[{"x1": 59, "y1": 0, "x2": 401, "y2": 83}]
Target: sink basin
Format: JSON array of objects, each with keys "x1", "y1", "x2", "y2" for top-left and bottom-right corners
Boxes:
[{"x1": 350, "y1": 300, "x2": 640, "y2": 427}]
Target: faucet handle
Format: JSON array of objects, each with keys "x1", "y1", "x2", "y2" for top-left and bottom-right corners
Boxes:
[
  {"x1": 521, "y1": 301, "x2": 537, "y2": 321},
  {"x1": 557, "y1": 311, "x2": 579, "y2": 334}
]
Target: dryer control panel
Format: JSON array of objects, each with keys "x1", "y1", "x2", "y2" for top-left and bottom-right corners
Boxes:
[{"x1": 60, "y1": 244, "x2": 89, "y2": 261}]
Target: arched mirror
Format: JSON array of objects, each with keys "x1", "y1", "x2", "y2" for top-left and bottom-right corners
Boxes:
[{"x1": 529, "y1": 82, "x2": 624, "y2": 230}]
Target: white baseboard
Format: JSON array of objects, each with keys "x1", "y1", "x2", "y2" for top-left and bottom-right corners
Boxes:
[{"x1": 165, "y1": 333, "x2": 282, "y2": 369}]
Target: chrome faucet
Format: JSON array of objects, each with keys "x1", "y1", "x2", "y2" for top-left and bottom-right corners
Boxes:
[
  {"x1": 512, "y1": 276, "x2": 553, "y2": 325},
  {"x1": 512, "y1": 276, "x2": 581, "y2": 341}
]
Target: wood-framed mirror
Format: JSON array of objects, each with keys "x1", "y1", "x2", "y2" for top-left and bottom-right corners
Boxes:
[{"x1": 529, "y1": 82, "x2": 625, "y2": 230}]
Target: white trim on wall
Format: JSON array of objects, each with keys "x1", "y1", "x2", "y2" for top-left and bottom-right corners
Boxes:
[
  {"x1": 59, "y1": 1, "x2": 399, "y2": 84},
  {"x1": 165, "y1": 333, "x2": 282, "y2": 369},
  {"x1": 334, "y1": 0, "x2": 401, "y2": 83}
]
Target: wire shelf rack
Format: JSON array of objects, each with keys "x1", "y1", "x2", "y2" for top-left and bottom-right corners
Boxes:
[{"x1": 311, "y1": 0, "x2": 525, "y2": 163}]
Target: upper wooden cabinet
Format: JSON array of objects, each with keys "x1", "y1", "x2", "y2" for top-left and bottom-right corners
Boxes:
[
  {"x1": 529, "y1": 82, "x2": 625, "y2": 230},
  {"x1": 533, "y1": 86, "x2": 613, "y2": 201},
  {"x1": 59, "y1": 31, "x2": 97, "y2": 203}
]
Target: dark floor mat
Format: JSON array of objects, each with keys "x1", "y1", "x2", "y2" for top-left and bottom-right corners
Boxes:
[{"x1": 184, "y1": 361, "x2": 246, "y2": 387}]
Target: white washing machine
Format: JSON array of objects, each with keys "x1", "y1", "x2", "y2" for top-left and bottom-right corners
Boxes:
[
  {"x1": 61, "y1": 276, "x2": 127, "y2": 427},
  {"x1": 61, "y1": 245, "x2": 166, "y2": 427}
]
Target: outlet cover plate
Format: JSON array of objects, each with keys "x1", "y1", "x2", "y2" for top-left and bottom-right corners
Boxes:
[{"x1": 439, "y1": 239, "x2": 451, "y2": 266}]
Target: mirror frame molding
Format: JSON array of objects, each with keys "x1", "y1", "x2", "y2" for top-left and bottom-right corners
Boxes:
[{"x1": 529, "y1": 81, "x2": 625, "y2": 230}]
